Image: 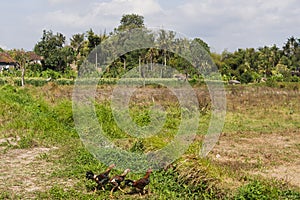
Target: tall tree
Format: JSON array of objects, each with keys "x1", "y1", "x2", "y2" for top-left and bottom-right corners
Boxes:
[
  {"x1": 34, "y1": 30, "x2": 74, "y2": 72},
  {"x1": 283, "y1": 36, "x2": 300, "y2": 70},
  {"x1": 193, "y1": 38, "x2": 210, "y2": 54},
  {"x1": 145, "y1": 48, "x2": 159, "y2": 71},
  {"x1": 10, "y1": 49, "x2": 29, "y2": 86},
  {"x1": 70, "y1": 33, "x2": 85, "y2": 55},
  {"x1": 86, "y1": 29, "x2": 101, "y2": 51},
  {"x1": 157, "y1": 29, "x2": 176, "y2": 67},
  {"x1": 269, "y1": 45, "x2": 281, "y2": 68},
  {"x1": 116, "y1": 13, "x2": 145, "y2": 31},
  {"x1": 110, "y1": 14, "x2": 146, "y2": 72},
  {"x1": 257, "y1": 46, "x2": 272, "y2": 77}
]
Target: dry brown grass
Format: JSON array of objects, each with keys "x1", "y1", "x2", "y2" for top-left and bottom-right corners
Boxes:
[
  {"x1": 210, "y1": 85, "x2": 300, "y2": 188},
  {"x1": 1, "y1": 83, "x2": 299, "y2": 198}
]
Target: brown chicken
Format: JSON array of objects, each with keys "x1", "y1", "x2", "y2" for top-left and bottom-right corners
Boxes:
[
  {"x1": 86, "y1": 164, "x2": 116, "y2": 191},
  {"x1": 125, "y1": 168, "x2": 152, "y2": 195},
  {"x1": 109, "y1": 168, "x2": 131, "y2": 197}
]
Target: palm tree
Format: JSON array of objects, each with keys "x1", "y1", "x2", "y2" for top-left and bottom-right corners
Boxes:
[
  {"x1": 258, "y1": 46, "x2": 273, "y2": 77},
  {"x1": 145, "y1": 48, "x2": 159, "y2": 71},
  {"x1": 156, "y1": 30, "x2": 176, "y2": 77},
  {"x1": 283, "y1": 37, "x2": 298, "y2": 57},
  {"x1": 157, "y1": 29, "x2": 176, "y2": 66},
  {"x1": 283, "y1": 37, "x2": 300, "y2": 70},
  {"x1": 70, "y1": 33, "x2": 85, "y2": 55}
]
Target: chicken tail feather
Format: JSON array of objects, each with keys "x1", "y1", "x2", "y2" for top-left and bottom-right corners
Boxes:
[
  {"x1": 125, "y1": 179, "x2": 134, "y2": 186},
  {"x1": 86, "y1": 171, "x2": 95, "y2": 180}
]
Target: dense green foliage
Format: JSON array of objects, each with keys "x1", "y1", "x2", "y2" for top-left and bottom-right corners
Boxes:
[
  {"x1": 212, "y1": 39, "x2": 300, "y2": 83},
  {"x1": 34, "y1": 30, "x2": 76, "y2": 73},
  {"x1": 1, "y1": 14, "x2": 299, "y2": 84}
]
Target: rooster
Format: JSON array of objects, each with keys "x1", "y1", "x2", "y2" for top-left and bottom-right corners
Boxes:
[
  {"x1": 109, "y1": 168, "x2": 131, "y2": 197},
  {"x1": 86, "y1": 164, "x2": 115, "y2": 191},
  {"x1": 125, "y1": 168, "x2": 152, "y2": 195}
]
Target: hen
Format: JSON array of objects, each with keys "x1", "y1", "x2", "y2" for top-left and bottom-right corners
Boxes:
[
  {"x1": 86, "y1": 164, "x2": 115, "y2": 191},
  {"x1": 125, "y1": 168, "x2": 152, "y2": 195},
  {"x1": 109, "y1": 168, "x2": 131, "y2": 197}
]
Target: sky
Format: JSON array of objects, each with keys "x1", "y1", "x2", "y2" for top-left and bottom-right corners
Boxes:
[{"x1": 0, "y1": 0, "x2": 300, "y2": 53}]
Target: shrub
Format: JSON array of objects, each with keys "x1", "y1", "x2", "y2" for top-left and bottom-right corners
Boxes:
[
  {"x1": 240, "y1": 71, "x2": 254, "y2": 84},
  {"x1": 55, "y1": 79, "x2": 74, "y2": 85},
  {"x1": 41, "y1": 69, "x2": 61, "y2": 79},
  {"x1": 234, "y1": 180, "x2": 300, "y2": 200},
  {"x1": 265, "y1": 78, "x2": 277, "y2": 87}
]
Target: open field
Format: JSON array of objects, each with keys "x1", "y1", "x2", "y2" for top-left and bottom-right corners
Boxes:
[{"x1": 0, "y1": 83, "x2": 299, "y2": 199}]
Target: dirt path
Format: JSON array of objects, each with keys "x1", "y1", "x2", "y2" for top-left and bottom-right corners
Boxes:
[{"x1": 0, "y1": 142, "x2": 58, "y2": 198}]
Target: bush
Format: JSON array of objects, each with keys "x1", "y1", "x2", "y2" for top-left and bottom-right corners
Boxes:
[
  {"x1": 55, "y1": 79, "x2": 74, "y2": 85},
  {"x1": 265, "y1": 78, "x2": 277, "y2": 87},
  {"x1": 26, "y1": 64, "x2": 43, "y2": 76},
  {"x1": 270, "y1": 74, "x2": 284, "y2": 82},
  {"x1": 240, "y1": 71, "x2": 254, "y2": 84},
  {"x1": 62, "y1": 69, "x2": 77, "y2": 79},
  {"x1": 41, "y1": 69, "x2": 61, "y2": 79},
  {"x1": 288, "y1": 75, "x2": 300, "y2": 82},
  {"x1": 234, "y1": 180, "x2": 300, "y2": 200}
]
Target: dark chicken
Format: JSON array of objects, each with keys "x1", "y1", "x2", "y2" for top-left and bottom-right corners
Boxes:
[
  {"x1": 86, "y1": 164, "x2": 115, "y2": 191},
  {"x1": 109, "y1": 168, "x2": 130, "y2": 197},
  {"x1": 125, "y1": 168, "x2": 152, "y2": 195}
]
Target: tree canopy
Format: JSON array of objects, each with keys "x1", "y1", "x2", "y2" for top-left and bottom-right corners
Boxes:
[
  {"x1": 1, "y1": 13, "x2": 299, "y2": 83},
  {"x1": 116, "y1": 13, "x2": 145, "y2": 31},
  {"x1": 34, "y1": 30, "x2": 75, "y2": 73}
]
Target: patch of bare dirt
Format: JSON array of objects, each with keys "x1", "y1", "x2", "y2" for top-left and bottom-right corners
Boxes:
[
  {"x1": 256, "y1": 163, "x2": 300, "y2": 187},
  {"x1": 0, "y1": 136, "x2": 20, "y2": 146},
  {"x1": 0, "y1": 145, "x2": 58, "y2": 198},
  {"x1": 209, "y1": 131, "x2": 300, "y2": 188}
]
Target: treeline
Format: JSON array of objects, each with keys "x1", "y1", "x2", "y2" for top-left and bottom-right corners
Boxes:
[
  {"x1": 211, "y1": 38, "x2": 300, "y2": 83},
  {"x1": 31, "y1": 14, "x2": 211, "y2": 81},
  {"x1": 1, "y1": 13, "x2": 300, "y2": 83}
]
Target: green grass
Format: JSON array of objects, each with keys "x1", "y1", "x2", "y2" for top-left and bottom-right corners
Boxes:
[
  {"x1": 0, "y1": 85, "x2": 82, "y2": 175},
  {"x1": 234, "y1": 179, "x2": 300, "y2": 200},
  {"x1": 0, "y1": 84, "x2": 299, "y2": 199}
]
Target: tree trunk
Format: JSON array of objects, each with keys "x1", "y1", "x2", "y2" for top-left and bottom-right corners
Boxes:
[
  {"x1": 95, "y1": 46, "x2": 98, "y2": 68},
  {"x1": 163, "y1": 54, "x2": 167, "y2": 78},
  {"x1": 21, "y1": 66, "x2": 25, "y2": 87},
  {"x1": 139, "y1": 56, "x2": 141, "y2": 74}
]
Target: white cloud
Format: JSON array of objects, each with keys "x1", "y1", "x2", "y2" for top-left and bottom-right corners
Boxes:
[
  {"x1": 92, "y1": 0, "x2": 162, "y2": 16},
  {"x1": 43, "y1": 10, "x2": 87, "y2": 28},
  {"x1": 24, "y1": 0, "x2": 165, "y2": 48},
  {"x1": 2, "y1": 0, "x2": 300, "y2": 51},
  {"x1": 0, "y1": 44, "x2": 8, "y2": 50},
  {"x1": 148, "y1": 0, "x2": 300, "y2": 52},
  {"x1": 28, "y1": 0, "x2": 163, "y2": 36},
  {"x1": 48, "y1": 0, "x2": 82, "y2": 5}
]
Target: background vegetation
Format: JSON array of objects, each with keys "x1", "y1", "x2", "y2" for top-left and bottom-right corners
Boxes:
[{"x1": 1, "y1": 13, "x2": 300, "y2": 84}]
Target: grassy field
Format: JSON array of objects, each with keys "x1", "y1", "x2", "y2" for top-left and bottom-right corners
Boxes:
[{"x1": 0, "y1": 82, "x2": 299, "y2": 199}]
